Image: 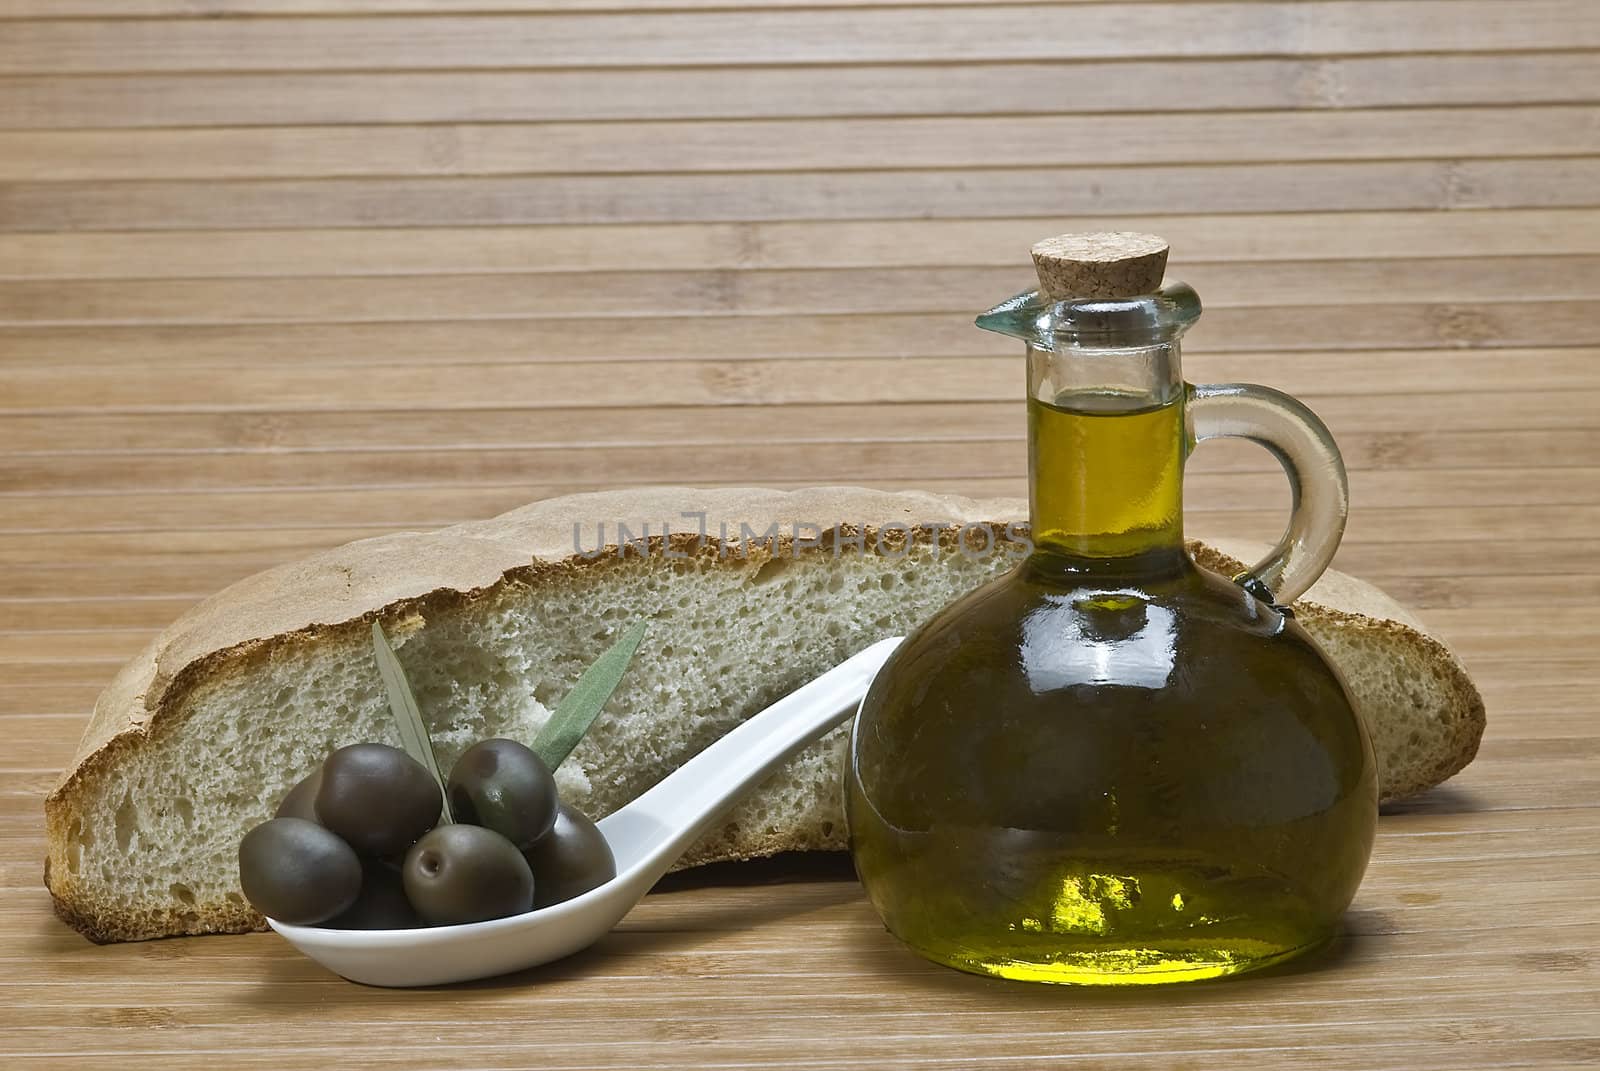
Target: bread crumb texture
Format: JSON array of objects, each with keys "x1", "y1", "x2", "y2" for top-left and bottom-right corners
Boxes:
[{"x1": 47, "y1": 528, "x2": 1016, "y2": 941}]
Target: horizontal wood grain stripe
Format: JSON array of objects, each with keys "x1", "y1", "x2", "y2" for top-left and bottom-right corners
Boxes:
[
  {"x1": 3, "y1": 391, "x2": 1589, "y2": 454},
  {"x1": 6, "y1": 158, "x2": 1596, "y2": 232},
  {"x1": 0, "y1": 440, "x2": 1222, "y2": 494},
  {"x1": 1371, "y1": 574, "x2": 1600, "y2": 612},
  {"x1": 0, "y1": 422, "x2": 1580, "y2": 486},
  {"x1": 3, "y1": 719, "x2": 77, "y2": 769},
  {"x1": 0, "y1": 0, "x2": 1310, "y2": 14},
  {"x1": 0, "y1": 487, "x2": 541, "y2": 531},
  {"x1": 1424, "y1": 607, "x2": 1600, "y2": 649},
  {"x1": 2, "y1": 4, "x2": 1596, "y2": 75},
  {"x1": 0, "y1": 314, "x2": 990, "y2": 365},
  {"x1": 0, "y1": 311, "x2": 1591, "y2": 375},
  {"x1": 0, "y1": 758, "x2": 60, "y2": 784},
  {"x1": 1, "y1": 661, "x2": 127, "y2": 687},
  {"x1": 0, "y1": 509, "x2": 1590, "y2": 573},
  {"x1": 0, "y1": 934, "x2": 1587, "y2": 986},
  {"x1": 1321, "y1": 540, "x2": 1600, "y2": 582},
  {"x1": 6, "y1": 486, "x2": 1587, "y2": 544},
  {"x1": 7, "y1": 54, "x2": 1598, "y2": 129},
  {"x1": 6, "y1": 210, "x2": 1598, "y2": 279},
  {"x1": 0, "y1": 931, "x2": 1592, "y2": 1008},
  {"x1": 0, "y1": 597, "x2": 199, "y2": 632},
  {"x1": 0, "y1": 474, "x2": 1589, "y2": 586},
  {"x1": 0, "y1": 351, "x2": 1590, "y2": 416},
  {"x1": 10, "y1": 107, "x2": 1599, "y2": 181},
  {"x1": 1, "y1": 1014, "x2": 1598, "y2": 1066},
  {"x1": 5, "y1": 258, "x2": 1597, "y2": 324},
  {"x1": 1462, "y1": 704, "x2": 1600, "y2": 742},
  {"x1": 0, "y1": 687, "x2": 96, "y2": 716},
  {"x1": 0, "y1": 963, "x2": 1594, "y2": 1054},
  {"x1": 0, "y1": 445, "x2": 1587, "y2": 542},
  {"x1": 1, "y1": 960, "x2": 1587, "y2": 1007},
  {"x1": 0, "y1": 631, "x2": 151, "y2": 663},
  {"x1": 0, "y1": 426, "x2": 1590, "y2": 494},
  {"x1": 1, "y1": 980, "x2": 1593, "y2": 1045},
  {"x1": 0, "y1": 914, "x2": 1589, "y2": 987},
  {"x1": 0, "y1": 532, "x2": 387, "y2": 574},
  {"x1": 0, "y1": 0, "x2": 1527, "y2": 15},
  {"x1": 4, "y1": 470, "x2": 1594, "y2": 543},
  {"x1": 0, "y1": 960, "x2": 1590, "y2": 1038}
]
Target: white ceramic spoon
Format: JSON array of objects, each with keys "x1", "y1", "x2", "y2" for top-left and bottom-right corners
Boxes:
[{"x1": 268, "y1": 635, "x2": 904, "y2": 987}]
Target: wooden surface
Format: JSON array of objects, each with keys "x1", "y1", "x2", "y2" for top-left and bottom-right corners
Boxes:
[{"x1": 3, "y1": 1, "x2": 1599, "y2": 1067}]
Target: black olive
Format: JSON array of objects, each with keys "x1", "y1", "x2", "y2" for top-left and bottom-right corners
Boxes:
[
  {"x1": 238, "y1": 817, "x2": 362, "y2": 925},
  {"x1": 402, "y1": 824, "x2": 534, "y2": 925},
  {"x1": 326, "y1": 859, "x2": 422, "y2": 930},
  {"x1": 315, "y1": 743, "x2": 441, "y2": 856},
  {"x1": 274, "y1": 766, "x2": 323, "y2": 822},
  {"x1": 525, "y1": 802, "x2": 616, "y2": 909},
  {"x1": 447, "y1": 738, "x2": 558, "y2": 851}
]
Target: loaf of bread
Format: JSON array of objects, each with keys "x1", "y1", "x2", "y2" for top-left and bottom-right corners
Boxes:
[{"x1": 44, "y1": 487, "x2": 1484, "y2": 943}]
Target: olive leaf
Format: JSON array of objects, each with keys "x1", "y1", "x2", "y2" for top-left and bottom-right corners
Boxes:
[
  {"x1": 532, "y1": 621, "x2": 648, "y2": 771},
  {"x1": 371, "y1": 621, "x2": 454, "y2": 823}
]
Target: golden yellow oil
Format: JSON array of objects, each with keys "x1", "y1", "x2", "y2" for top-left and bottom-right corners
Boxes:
[
  {"x1": 846, "y1": 390, "x2": 1377, "y2": 986},
  {"x1": 1028, "y1": 391, "x2": 1184, "y2": 557}
]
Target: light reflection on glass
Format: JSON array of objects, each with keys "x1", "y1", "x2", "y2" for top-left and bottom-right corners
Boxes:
[{"x1": 1020, "y1": 590, "x2": 1177, "y2": 691}]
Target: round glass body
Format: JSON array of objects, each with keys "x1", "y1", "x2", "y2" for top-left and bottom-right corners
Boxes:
[{"x1": 847, "y1": 547, "x2": 1376, "y2": 985}]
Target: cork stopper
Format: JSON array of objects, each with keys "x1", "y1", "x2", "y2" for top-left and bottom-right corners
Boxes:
[{"x1": 1030, "y1": 232, "x2": 1169, "y2": 301}]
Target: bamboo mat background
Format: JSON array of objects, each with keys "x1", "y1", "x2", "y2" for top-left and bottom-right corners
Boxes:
[{"x1": 3, "y1": 1, "x2": 1599, "y2": 1067}]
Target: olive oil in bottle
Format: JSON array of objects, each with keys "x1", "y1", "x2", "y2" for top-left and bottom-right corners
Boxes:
[
  {"x1": 846, "y1": 233, "x2": 1377, "y2": 985},
  {"x1": 1028, "y1": 391, "x2": 1183, "y2": 558}
]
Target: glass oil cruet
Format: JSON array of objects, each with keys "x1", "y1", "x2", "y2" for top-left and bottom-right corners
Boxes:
[{"x1": 846, "y1": 232, "x2": 1378, "y2": 985}]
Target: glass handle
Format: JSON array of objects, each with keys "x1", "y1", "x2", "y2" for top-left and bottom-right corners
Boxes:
[{"x1": 1187, "y1": 383, "x2": 1349, "y2": 605}]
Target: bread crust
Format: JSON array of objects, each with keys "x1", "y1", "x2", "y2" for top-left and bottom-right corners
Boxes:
[{"x1": 43, "y1": 486, "x2": 1484, "y2": 942}]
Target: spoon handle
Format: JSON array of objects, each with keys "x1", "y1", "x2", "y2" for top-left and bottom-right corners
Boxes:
[{"x1": 599, "y1": 636, "x2": 904, "y2": 883}]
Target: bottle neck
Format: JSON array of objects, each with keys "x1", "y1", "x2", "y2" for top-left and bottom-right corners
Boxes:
[{"x1": 1026, "y1": 340, "x2": 1188, "y2": 568}]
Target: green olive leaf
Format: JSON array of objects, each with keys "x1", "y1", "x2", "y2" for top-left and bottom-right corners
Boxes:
[
  {"x1": 371, "y1": 621, "x2": 454, "y2": 823},
  {"x1": 532, "y1": 621, "x2": 648, "y2": 771}
]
